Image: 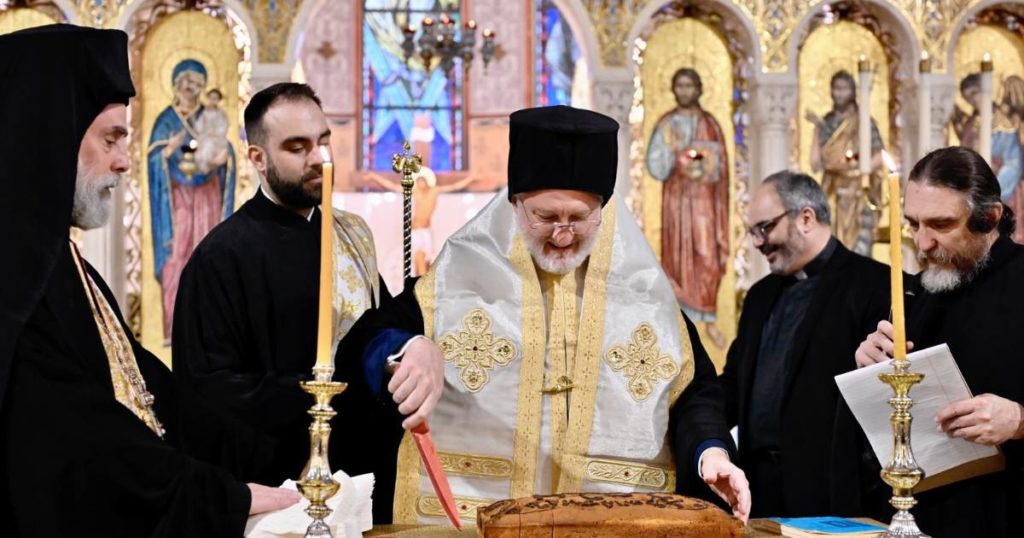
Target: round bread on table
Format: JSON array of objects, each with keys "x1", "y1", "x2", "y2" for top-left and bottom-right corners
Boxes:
[{"x1": 477, "y1": 492, "x2": 744, "y2": 537}]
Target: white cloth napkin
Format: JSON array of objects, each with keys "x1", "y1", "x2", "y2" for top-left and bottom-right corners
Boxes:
[{"x1": 245, "y1": 471, "x2": 374, "y2": 537}]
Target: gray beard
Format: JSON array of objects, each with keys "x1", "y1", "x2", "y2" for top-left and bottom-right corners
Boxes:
[
  {"x1": 919, "y1": 251, "x2": 990, "y2": 293},
  {"x1": 515, "y1": 213, "x2": 599, "y2": 275},
  {"x1": 71, "y1": 163, "x2": 120, "y2": 230}
]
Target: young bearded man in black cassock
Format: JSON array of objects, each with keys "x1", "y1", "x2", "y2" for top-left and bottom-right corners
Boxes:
[
  {"x1": 858, "y1": 146, "x2": 1024, "y2": 538},
  {"x1": 172, "y1": 83, "x2": 445, "y2": 523},
  {"x1": 0, "y1": 25, "x2": 299, "y2": 537},
  {"x1": 721, "y1": 171, "x2": 890, "y2": 518}
]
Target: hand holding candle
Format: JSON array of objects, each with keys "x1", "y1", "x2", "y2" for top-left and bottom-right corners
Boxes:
[{"x1": 315, "y1": 146, "x2": 334, "y2": 368}]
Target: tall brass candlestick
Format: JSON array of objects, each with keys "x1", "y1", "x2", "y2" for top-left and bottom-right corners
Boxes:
[
  {"x1": 392, "y1": 141, "x2": 422, "y2": 279},
  {"x1": 297, "y1": 146, "x2": 347, "y2": 538},
  {"x1": 878, "y1": 155, "x2": 929, "y2": 538}
]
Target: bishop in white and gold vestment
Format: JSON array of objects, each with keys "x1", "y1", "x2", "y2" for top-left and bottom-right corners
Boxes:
[{"x1": 360, "y1": 105, "x2": 749, "y2": 525}]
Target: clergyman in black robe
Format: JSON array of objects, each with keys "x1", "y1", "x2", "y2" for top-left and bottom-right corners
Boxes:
[
  {"x1": 0, "y1": 25, "x2": 298, "y2": 537},
  {"x1": 721, "y1": 171, "x2": 891, "y2": 518},
  {"x1": 172, "y1": 83, "x2": 421, "y2": 523},
  {"x1": 857, "y1": 146, "x2": 1024, "y2": 538}
]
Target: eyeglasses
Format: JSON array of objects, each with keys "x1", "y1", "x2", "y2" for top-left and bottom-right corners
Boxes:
[
  {"x1": 747, "y1": 210, "x2": 792, "y2": 241},
  {"x1": 519, "y1": 202, "x2": 602, "y2": 238}
]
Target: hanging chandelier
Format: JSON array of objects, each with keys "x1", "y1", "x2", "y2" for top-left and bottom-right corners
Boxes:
[{"x1": 401, "y1": 13, "x2": 497, "y2": 79}]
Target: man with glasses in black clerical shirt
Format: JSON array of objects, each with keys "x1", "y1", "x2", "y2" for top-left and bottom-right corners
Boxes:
[{"x1": 719, "y1": 171, "x2": 890, "y2": 518}]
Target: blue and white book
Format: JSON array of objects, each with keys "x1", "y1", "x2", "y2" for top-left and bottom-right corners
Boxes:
[{"x1": 758, "y1": 516, "x2": 886, "y2": 537}]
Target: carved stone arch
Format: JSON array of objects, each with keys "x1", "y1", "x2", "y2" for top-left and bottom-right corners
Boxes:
[
  {"x1": 788, "y1": 1, "x2": 921, "y2": 77},
  {"x1": 548, "y1": 0, "x2": 600, "y2": 83},
  {"x1": 625, "y1": 0, "x2": 762, "y2": 76},
  {"x1": 946, "y1": 0, "x2": 1024, "y2": 71},
  {"x1": 0, "y1": 1, "x2": 75, "y2": 26},
  {"x1": 788, "y1": 1, "x2": 921, "y2": 170},
  {"x1": 117, "y1": 0, "x2": 258, "y2": 62}
]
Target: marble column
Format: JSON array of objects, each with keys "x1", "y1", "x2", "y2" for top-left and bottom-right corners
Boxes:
[
  {"x1": 746, "y1": 73, "x2": 798, "y2": 285},
  {"x1": 750, "y1": 74, "x2": 798, "y2": 183},
  {"x1": 589, "y1": 72, "x2": 635, "y2": 203},
  {"x1": 927, "y1": 73, "x2": 957, "y2": 157}
]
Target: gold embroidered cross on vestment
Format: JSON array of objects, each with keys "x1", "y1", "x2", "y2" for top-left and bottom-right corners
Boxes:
[
  {"x1": 604, "y1": 322, "x2": 679, "y2": 402},
  {"x1": 438, "y1": 309, "x2": 518, "y2": 392}
]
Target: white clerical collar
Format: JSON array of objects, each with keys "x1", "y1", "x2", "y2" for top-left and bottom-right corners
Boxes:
[{"x1": 260, "y1": 183, "x2": 315, "y2": 221}]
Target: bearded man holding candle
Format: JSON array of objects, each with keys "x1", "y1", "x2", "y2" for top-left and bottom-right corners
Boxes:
[
  {"x1": 856, "y1": 146, "x2": 1024, "y2": 537},
  {"x1": 0, "y1": 26, "x2": 301, "y2": 536},
  {"x1": 173, "y1": 83, "x2": 444, "y2": 524}
]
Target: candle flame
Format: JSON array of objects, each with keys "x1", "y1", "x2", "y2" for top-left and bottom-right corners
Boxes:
[
  {"x1": 319, "y1": 145, "x2": 332, "y2": 164},
  {"x1": 921, "y1": 51, "x2": 929, "y2": 61},
  {"x1": 881, "y1": 150, "x2": 898, "y2": 174},
  {"x1": 984, "y1": 52, "x2": 992, "y2": 62},
  {"x1": 188, "y1": 139, "x2": 198, "y2": 150}
]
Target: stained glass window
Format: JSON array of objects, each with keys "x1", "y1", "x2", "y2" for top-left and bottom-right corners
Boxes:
[
  {"x1": 362, "y1": 0, "x2": 465, "y2": 171},
  {"x1": 534, "y1": 0, "x2": 581, "y2": 106}
]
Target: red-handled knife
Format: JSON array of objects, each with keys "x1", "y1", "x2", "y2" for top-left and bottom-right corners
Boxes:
[{"x1": 411, "y1": 421, "x2": 461, "y2": 529}]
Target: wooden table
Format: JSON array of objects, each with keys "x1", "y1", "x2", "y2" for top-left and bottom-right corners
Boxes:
[{"x1": 364, "y1": 518, "x2": 885, "y2": 537}]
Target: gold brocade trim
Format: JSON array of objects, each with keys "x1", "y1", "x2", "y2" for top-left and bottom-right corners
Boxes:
[
  {"x1": 509, "y1": 233, "x2": 546, "y2": 499},
  {"x1": 584, "y1": 458, "x2": 676, "y2": 491},
  {"x1": 392, "y1": 433, "x2": 420, "y2": 524},
  {"x1": 669, "y1": 311, "x2": 696, "y2": 406},
  {"x1": 392, "y1": 268, "x2": 438, "y2": 524},
  {"x1": 544, "y1": 268, "x2": 578, "y2": 492},
  {"x1": 604, "y1": 322, "x2": 681, "y2": 402},
  {"x1": 438, "y1": 451, "x2": 513, "y2": 478},
  {"x1": 559, "y1": 454, "x2": 676, "y2": 493},
  {"x1": 70, "y1": 245, "x2": 164, "y2": 438},
  {"x1": 556, "y1": 199, "x2": 617, "y2": 493},
  {"x1": 415, "y1": 259, "x2": 437, "y2": 339},
  {"x1": 437, "y1": 309, "x2": 518, "y2": 392},
  {"x1": 335, "y1": 210, "x2": 380, "y2": 304},
  {"x1": 417, "y1": 495, "x2": 494, "y2": 521}
]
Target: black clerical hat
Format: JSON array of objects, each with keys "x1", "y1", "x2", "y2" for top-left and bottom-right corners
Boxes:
[
  {"x1": 0, "y1": 25, "x2": 135, "y2": 412},
  {"x1": 507, "y1": 105, "x2": 619, "y2": 206}
]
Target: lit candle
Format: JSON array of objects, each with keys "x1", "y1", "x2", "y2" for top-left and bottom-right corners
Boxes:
[
  {"x1": 980, "y1": 53, "x2": 994, "y2": 164},
  {"x1": 858, "y1": 55, "x2": 872, "y2": 176},
  {"x1": 315, "y1": 146, "x2": 334, "y2": 367},
  {"x1": 883, "y1": 151, "x2": 906, "y2": 360},
  {"x1": 919, "y1": 51, "x2": 931, "y2": 158}
]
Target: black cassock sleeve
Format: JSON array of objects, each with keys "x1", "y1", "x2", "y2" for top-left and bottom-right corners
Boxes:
[
  {"x1": 2, "y1": 305, "x2": 257, "y2": 537},
  {"x1": 670, "y1": 315, "x2": 736, "y2": 508}
]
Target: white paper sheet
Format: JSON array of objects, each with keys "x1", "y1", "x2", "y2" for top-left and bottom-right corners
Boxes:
[
  {"x1": 244, "y1": 471, "x2": 374, "y2": 538},
  {"x1": 835, "y1": 344, "x2": 998, "y2": 476}
]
